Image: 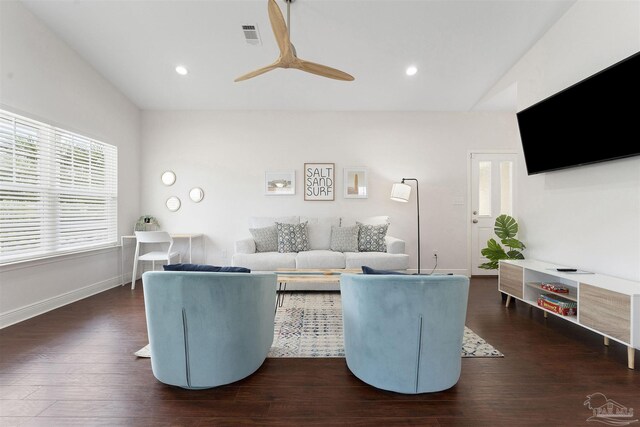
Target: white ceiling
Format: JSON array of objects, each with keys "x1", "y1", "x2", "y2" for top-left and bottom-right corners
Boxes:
[{"x1": 22, "y1": 0, "x2": 576, "y2": 111}]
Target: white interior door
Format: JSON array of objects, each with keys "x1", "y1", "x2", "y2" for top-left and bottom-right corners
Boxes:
[{"x1": 470, "y1": 153, "x2": 517, "y2": 276}]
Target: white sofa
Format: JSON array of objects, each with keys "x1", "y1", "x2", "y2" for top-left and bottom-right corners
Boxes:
[{"x1": 232, "y1": 216, "x2": 409, "y2": 290}]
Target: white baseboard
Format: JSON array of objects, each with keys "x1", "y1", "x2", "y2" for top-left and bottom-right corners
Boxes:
[{"x1": 0, "y1": 276, "x2": 122, "y2": 329}]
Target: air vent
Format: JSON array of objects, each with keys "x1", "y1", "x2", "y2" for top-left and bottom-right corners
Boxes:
[{"x1": 242, "y1": 25, "x2": 261, "y2": 45}]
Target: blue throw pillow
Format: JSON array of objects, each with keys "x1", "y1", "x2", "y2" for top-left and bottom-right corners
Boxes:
[
  {"x1": 218, "y1": 266, "x2": 251, "y2": 273},
  {"x1": 163, "y1": 264, "x2": 250, "y2": 273},
  {"x1": 361, "y1": 266, "x2": 407, "y2": 275}
]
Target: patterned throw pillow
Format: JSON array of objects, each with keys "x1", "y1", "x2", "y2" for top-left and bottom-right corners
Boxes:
[
  {"x1": 249, "y1": 225, "x2": 278, "y2": 252},
  {"x1": 330, "y1": 225, "x2": 359, "y2": 252},
  {"x1": 357, "y1": 222, "x2": 388, "y2": 252},
  {"x1": 276, "y1": 222, "x2": 310, "y2": 253}
]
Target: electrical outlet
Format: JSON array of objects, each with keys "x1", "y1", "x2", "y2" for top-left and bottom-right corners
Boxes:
[{"x1": 433, "y1": 250, "x2": 438, "y2": 258}]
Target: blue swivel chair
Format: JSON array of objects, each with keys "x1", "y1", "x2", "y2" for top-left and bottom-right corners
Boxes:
[
  {"x1": 142, "y1": 271, "x2": 276, "y2": 389},
  {"x1": 340, "y1": 274, "x2": 470, "y2": 394}
]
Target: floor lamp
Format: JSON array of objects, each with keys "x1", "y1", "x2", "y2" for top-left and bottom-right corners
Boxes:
[{"x1": 390, "y1": 178, "x2": 420, "y2": 274}]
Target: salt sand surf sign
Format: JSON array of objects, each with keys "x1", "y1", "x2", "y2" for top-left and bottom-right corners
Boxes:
[{"x1": 304, "y1": 163, "x2": 335, "y2": 201}]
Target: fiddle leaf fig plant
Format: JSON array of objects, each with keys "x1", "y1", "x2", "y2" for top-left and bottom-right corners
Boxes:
[{"x1": 479, "y1": 214, "x2": 525, "y2": 270}]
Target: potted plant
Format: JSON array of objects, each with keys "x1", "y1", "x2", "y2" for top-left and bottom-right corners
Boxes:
[
  {"x1": 135, "y1": 215, "x2": 160, "y2": 232},
  {"x1": 479, "y1": 214, "x2": 525, "y2": 270}
]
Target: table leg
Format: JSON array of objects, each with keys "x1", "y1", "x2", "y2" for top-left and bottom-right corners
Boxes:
[
  {"x1": 120, "y1": 236, "x2": 125, "y2": 286},
  {"x1": 275, "y1": 282, "x2": 283, "y2": 314},
  {"x1": 629, "y1": 346, "x2": 635, "y2": 370},
  {"x1": 279, "y1": 282, "x2": 287, "y2": 308},
  {"x1": 274, "y1": 281, "x2": 288, "y2": 314}
]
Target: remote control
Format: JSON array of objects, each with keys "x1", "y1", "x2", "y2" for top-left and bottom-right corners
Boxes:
[{"x1": 557, "y1": 268, "x2": 577, "y2": 272}]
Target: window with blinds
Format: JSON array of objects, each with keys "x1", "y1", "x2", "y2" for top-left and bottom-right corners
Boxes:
[{"x1": 0, "y1": 110, "x2": 118, "y2": 264}]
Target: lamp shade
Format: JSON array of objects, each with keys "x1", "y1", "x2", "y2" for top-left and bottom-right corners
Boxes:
[{"x1": 390, "y1": 182, "x2": 411, "y2": 202}]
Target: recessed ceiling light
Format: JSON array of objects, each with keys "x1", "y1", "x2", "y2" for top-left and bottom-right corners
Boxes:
[
  {"x1": 175, "y1": 65, "x2": 188, "y2": 76},
  {"x1": 406, "y1": 66, "x2": 418, "y2": 76}
]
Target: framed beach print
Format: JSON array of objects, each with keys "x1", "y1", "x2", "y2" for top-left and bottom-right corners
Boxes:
[
  {"x1": 304, "y1": 163, "x2": 335, "y2": 201},
  {"x1": 344, "y1": 167, "x2": 368, "y2": 198},
  {"x1": 265, "y1": 170, "x2": 295, "y2": 195}
]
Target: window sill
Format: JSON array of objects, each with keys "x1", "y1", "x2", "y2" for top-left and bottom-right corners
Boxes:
[{"x1": 0, "y1": 244, "x2": 121, "y2": 272}]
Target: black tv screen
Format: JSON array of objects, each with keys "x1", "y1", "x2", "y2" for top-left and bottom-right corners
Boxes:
[{"x1": 517, "y1": 52, "x2": 640, "y2": 175}]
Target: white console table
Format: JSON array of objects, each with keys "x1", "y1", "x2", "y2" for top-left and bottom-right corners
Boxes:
[{"x1": 499, "y1": 259, "x2": 639, "y2": 369}]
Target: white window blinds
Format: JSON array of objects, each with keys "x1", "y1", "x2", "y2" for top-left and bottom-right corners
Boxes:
[{"x1": 0, "y1": 110, "x2": 118, "y2": 263}]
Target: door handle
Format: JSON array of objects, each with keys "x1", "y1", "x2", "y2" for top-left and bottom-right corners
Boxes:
[{"x1": 472, "y1": 219, "x2": 478, "y2": 224}]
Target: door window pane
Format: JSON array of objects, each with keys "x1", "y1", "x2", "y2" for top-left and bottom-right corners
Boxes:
[
  {"x1": 478, "y1": 161, "x2": 491, "y2": 216},
  {"x1": 500, "y1": 161, "x2": 513, "y2": 216}
]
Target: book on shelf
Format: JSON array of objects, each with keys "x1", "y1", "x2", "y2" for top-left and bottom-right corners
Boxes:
[{"x1": 537, "y1": 294, "x2": 577, "y2": 316}]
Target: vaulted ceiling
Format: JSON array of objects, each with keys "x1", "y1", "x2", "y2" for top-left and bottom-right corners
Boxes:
[{"x1": 22, "y1": 0, "x2": 576, "y2": 111}]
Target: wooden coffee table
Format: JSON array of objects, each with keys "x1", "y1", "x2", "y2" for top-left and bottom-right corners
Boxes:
[{"x1": 274, "y1": 268, "x2": 360, "y2": 311}]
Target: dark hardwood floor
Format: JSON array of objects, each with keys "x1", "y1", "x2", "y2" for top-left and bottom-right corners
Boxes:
[{"x1": 1, "y1": 277, "x2": 638, "y2": 426}]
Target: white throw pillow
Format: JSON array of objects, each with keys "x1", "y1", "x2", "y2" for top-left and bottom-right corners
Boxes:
[{"x1": 301, "y1": 217, "x2": 340, "y2": 250}]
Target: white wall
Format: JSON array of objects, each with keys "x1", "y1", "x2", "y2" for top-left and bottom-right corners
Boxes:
[
  {"x1": 141, "y1": 111, "x2": 520, "y2": 273},
  {"x1": 0, "y1": 1, "x2": 141, "y2": 327},
  {"x1": 479, "y1": 0, "x2": 640, "y2": 281}
]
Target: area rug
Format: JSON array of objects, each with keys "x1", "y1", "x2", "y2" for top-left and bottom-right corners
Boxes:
[
  {"x1": 267, "y1": 292, "x2": 503, "y2": 358},
  {"x1": 135, "y1": 293, "x2": 503, "y2": 359}
]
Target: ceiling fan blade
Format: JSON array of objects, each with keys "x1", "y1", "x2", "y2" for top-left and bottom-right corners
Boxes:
[
  {"x1": 268, "y1": 0, "x2": 290, "y2": 55},
  {"x1": 234, "y1": 63, "x2": 280, "y2": 82},
  {"x1": 295, "y1": 59, "x2": 355, "y2": 81}
]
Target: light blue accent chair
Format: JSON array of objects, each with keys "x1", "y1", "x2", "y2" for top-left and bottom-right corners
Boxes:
[
  {"x1": 340, "y1": 274, "x2": 470, "y2": 394},
  {"x1": 142, "y1": 271, "x2": 277, "y2": 389}
]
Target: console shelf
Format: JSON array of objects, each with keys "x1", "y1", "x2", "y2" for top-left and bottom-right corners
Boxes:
[
  {"x1": 524, "y1": 281, "x2": 577, "y2": 302},
  {"x1": 499, "y1": 259, "x2": 639, "y2": 369}
]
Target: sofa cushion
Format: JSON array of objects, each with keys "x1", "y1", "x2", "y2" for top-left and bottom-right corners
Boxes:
[
  {"x1": 163, "y1": 264, "x2": 251, "y2": 273},
  {"x1": 276, "y1": 222, "x2": 310, "y2": 253},
  {"x1": 330, "y1": 225, "x2": 359, "y2": 252},
  {"x1": 232, "y1": 252, "x2": 297, "y2": 271},
  {"x1": 357, "y1": 222, "x2": 388, "y2": 252},
  {"x1": 248, "y1": 216, "x2": 299, "y2": 229},
  {"x1": 300, "y1": 217, "x2": 340, "y2": 250},
  {"x1": 361, "y1": 266, "x2": 408, "y2": 275},
  {"x1": 340, "y1": 216, "x2": 390, "y2": 227},
  {"x1": 345, "y1": 252, "x2": 409, "y2": 270},
  {"x1": 296, "y1": 250, "x2": 346, "y2": 269},
  {"x1": 249, "y1": 225, "x2": 278, "y2": 252}
]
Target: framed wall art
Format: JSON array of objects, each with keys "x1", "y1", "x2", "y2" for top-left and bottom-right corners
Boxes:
[
  {"x1": 344, "y1": 167, "x2": 368, "y2": 198},
  {"x1": 265, "y1": 170, "x2": 295, "y2": 195},
  {"x1": 304, "y1": 163, "x2": 335, "y2": 201}
]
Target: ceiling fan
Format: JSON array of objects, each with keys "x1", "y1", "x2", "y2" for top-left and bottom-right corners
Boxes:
[{"x1": 235, "y1": 0, "x2": 354, "y2": 82}]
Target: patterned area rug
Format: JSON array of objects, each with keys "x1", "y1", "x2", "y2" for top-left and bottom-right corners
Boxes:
[
  {"x1": 267, "y1": 292, "x2": 503, "y2": 358},
  {"x1": 136, "y1": 293, "x2": 503, "y2": 359}
]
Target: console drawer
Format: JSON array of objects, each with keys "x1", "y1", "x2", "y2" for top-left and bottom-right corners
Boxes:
[
  {"x1": 499, "y1": 263, "x2": 523, "y2": 299},
  {"x1": 579, "y1": 283, "x2": 630, "y2": 344}
]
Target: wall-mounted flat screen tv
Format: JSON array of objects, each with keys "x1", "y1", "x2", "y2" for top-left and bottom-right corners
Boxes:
[{"x1": 516, "y1": 51, "x2": 640, "y2": 175}]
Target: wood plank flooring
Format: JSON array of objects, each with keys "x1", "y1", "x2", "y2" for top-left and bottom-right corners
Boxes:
[{"x1": 1, "y1": 277, "x2": 638, "y2": 426}]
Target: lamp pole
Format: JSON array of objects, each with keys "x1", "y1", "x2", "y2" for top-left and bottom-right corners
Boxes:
[{"x1": 401, "y1": 178, "x2": 420, "y2": 274}]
